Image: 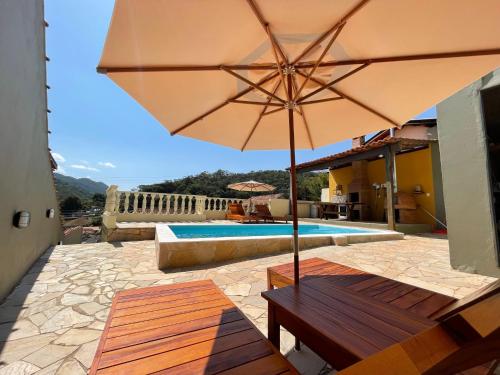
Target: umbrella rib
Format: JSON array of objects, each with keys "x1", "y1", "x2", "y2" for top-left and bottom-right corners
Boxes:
[
  {"x1": 246, "y1": 0, "x2": 290, "y2": 101},
  {"x1": 293, "y1": 22, "x2": 346, "y2": 102},
  {"x1": 292, "y1": 75, "x2": 314, "y2": 149},
  {"x1": 300, "y1": 97, "x2": 344, "y2": 105},
  {"x1": 262, "y1": 107, "x2": 285, "y2": 117},
  {"x1": 246, "y1": 0, "x2": 287, "y2": 63},
  {"x1": 292, "y1": 0, "x2": 371, "y2": 64},
  {"x1": 171, "y1": 71, "x2": 279, "y2": 135},
  {"x1": 96, "y1": 64, "x2": 277, "y2": 73},
  {"x1": 267, "y1": 24, "x2": 291, "y2": 102},
  {"x1": 299, "y1": 48, "x2": 500, "y2": 69},
  {"x1": 297, "y1": 63, "x2": 370, "y2": 103},
  {"x1": 296, "y1": 70, "x2": 400, "y2": 128},
  {"x1": 221, "y1": 67, "x2": 286, "y2": 103},
  {"x1": 241, "y1": 80, "x2": 282, "y2": 151},
  {"x1": 229, "y1": 99, "x2": 283, "y2": 107}
]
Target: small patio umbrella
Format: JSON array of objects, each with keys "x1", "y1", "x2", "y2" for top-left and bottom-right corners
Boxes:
[
  {"x1": 227, "y1": 180, "x2": 276, "y2": 193},
  {"x1": 98, "y1": 0, "x2": 500, "y2": 285},
  {"x1": 228, "y1": 180, "x2": 276, "y2": 212}
]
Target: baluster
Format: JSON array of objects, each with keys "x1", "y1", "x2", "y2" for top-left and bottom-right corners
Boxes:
[
  {"x1": 142, "y1": 193, "x2": 147, "y2": 214},
  {"x1": 120, "y1": 192, "x2": 125, "y2": 213},
  {"x1": 173, "y1": 195, "x2": 178, "y2": 214},
  {"x1": 165, "y1": 195, "x2": 171, "y2": 214},
  {"x1": 158, "y1": 194, "x2": 165, "y2": 214},
  {"x1": 188, "y1": 195, "x2": 193, "y2": 214},
  {"x1": 149, "y1": 193, "x2": 153, "y2": 213},
  {"x1": 132, "y1": 192, "x2": 138, "y2": 213},
  {"x1": 124, "y1": 192, "x2": 130, "y2": 213},
  {"x1": 115, "y1": 192, "x2": 121, "y2": 213}
]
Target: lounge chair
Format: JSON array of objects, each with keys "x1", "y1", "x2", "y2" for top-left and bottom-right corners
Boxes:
[
  {"x1": 90, "y1": 280, "x2": 298, "y2": 374},
  {"x1": 264, "y1": 257, "x2": 500, "y2": 374},
  {"x1": 226, "y1": 203, "x2": 261, "y2": 223},
  {"x1": 254, "y1": 204, "x2": 289, "y2": 223}
]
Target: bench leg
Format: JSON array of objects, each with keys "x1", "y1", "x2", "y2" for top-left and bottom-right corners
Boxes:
[
  {"x1": 268, "y1": 304, "x2": 280, "y2": 349},
  {"x1": 267, "y1": 269, "x2": 274, "y2": 291},
  {"x1": 294, "y1": 338, "x2": 301, "y2": 351}
]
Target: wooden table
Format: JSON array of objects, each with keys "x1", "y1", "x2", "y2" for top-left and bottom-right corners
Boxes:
[
  {"x1": 316, "y1": 202, "x2": 340, "y2": 219},
  {"x1": 262, "y1": 276, "x2": 439, "y2": 370},
  {"x1": 316, "y1": 202, "x2": 367, "y2": 221},
  {"x1": 90, "y1": 280, "x2": 297, "y2": 374}
]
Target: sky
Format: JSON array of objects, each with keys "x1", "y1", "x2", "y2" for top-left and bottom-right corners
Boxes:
[{"x1": 45, "y1": 0, "x2": 436, "y2": 190}]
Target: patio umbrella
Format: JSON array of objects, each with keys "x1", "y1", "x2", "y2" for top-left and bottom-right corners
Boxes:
[
  {"x1": 98, "y1": 0, "x2": 500, "y2": 285},
  {"x1": 227, "y1": 180, "x2": 276, "y2": 193}
]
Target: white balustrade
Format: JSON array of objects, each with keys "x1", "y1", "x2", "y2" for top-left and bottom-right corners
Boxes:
[{"x1": 104, "y1": 188, "x2": 247, "y2": 222}]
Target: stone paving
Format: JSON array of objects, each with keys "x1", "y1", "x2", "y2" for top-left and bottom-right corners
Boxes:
[{"x1": 0, "y1": 234, "x2": 496, "y2": 374}]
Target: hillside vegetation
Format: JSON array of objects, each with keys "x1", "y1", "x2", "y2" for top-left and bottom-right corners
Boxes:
[
  {"x1": 54, "y1": 173, "x2": 108, "y2": 206},
  {"x1": 139, "y1": 169, "x2": 328, "y2": 201}
]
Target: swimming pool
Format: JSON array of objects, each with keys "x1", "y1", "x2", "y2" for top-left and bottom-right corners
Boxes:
[
  {"x1": 169, "y1": 224, "x2": 373, "y2": 239},
  {"x1": 155, "y1": 223, "x2": 403, "y2": 269}
]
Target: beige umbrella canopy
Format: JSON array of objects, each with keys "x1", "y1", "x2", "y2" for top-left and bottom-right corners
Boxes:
[
  {"x1": 98, "y1": 0, "x2": 500, "y2": 284},
  {"x1": 228, "y1": 180, "x2": 276, "y2": 193}
]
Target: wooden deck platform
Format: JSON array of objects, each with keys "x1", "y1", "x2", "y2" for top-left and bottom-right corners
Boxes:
[{"x1": 90, "y1": 279, "x2": 297, "y2": 374}]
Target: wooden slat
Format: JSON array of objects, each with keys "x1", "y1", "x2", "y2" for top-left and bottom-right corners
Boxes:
[
  {"x1": 99, "y1": 320, "x2": 253, "y2": 369},
  {"x1": 116, "y1": 285, "x2": 218, "y2": 309},
  {"x1": 373, "y1": 283, "x2": 417, "y2": 303},
  {"x1": 217, "y1": 354, "x2": 292, "y2": 375},
  {"x1": 107, "y1": 304, "x2": 235, "y2": 338},
  {"x1": 104, "y1": 310, "x2": 243, "y2": 352},
  {"x1": 388, "y1": 288, "x2": 436, "y2": 310},
  {"x1": 113, "y1": 290, "x2": 222, "y2": 317},
  {"x1": 407, "y1": 293, "x2": 456, "y2": 318},
  {"x1": 97, "y1": 329, "x2": 265, "y2": 374},
  {"x1": 116, "y1": 279, "x2": 213, "y2": 300},
  {"x1": 153, "y1": 340, "x2": 275, "y2": 375},
  {"x1": 431, "y1": 279, "x2": 500, "y2": 321},
  {"x1": 111, "y1": 297, "x2": 231, "y2": 327}
]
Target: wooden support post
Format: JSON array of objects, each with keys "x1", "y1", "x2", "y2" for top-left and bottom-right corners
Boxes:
[{"x1": 385, "y1": 145, "x2": 396, "y2": 231}]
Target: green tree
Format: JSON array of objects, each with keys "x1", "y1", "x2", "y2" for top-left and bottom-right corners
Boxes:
[
  {"x1": 60, "y1": 196, "x2": 83, "y2": 212},
  {"x1": 138, "y1": 169, "x2": 328, "y2": 201},
  {"x1": 91, "y1": 193, "x2": 106, "y2": 208}
]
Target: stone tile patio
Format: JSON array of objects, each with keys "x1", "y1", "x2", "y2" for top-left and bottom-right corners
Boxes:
[{"x1": 0, "y1": 234, "x2": 496, "y2": 374}]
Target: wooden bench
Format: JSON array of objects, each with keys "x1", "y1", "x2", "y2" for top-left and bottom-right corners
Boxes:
[
  {"x1": 90, "y1": 280, "x2": 297, "y2": 374},
  {"x1": 265, "y1": 257, "x2": 499, "y2": 374}
]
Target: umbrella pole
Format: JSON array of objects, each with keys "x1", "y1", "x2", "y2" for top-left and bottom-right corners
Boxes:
[{"x1": 287, "y1": 74, "x2": 300, "y2": 286}]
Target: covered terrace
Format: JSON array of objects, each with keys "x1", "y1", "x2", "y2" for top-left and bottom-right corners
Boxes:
[{"x1": 295, "y1": 129, "x2": 439, "y2": 232}]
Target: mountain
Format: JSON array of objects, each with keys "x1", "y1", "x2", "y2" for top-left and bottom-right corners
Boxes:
[
  {"x1": 138, "y1": 169, "x2": 328, "y2": 201},
  {"x1": 54, "y1": 173, "x2": 108, "y2": 203}
]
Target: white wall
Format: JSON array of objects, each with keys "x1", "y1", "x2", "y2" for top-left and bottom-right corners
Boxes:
[{"x1": 437, "y1": 69, "x2": 500, "y2": 277}]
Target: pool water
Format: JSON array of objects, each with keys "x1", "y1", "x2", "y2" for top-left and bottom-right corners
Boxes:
[{"x1": 168, "y1": 224, "x2": 374, "y2": 239}]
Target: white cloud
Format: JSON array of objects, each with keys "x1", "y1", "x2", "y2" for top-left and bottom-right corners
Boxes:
[
  {"x1": 70, "y1": 164, "x2": 99, "y2": 172},
  {"x1": 55, "y1": 166, "x2": 66, "y2": 174},
  {"x1": 52, "y1": 152, "x2": 66, "y2": 163},
  {"x1": 98, "y1": 161, "x2": 116, "y2": 168}
]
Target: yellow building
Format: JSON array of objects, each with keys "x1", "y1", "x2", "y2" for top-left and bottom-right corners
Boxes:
[{"x1": 296, "y1": 119, "x2": 446, "y2": 230}]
